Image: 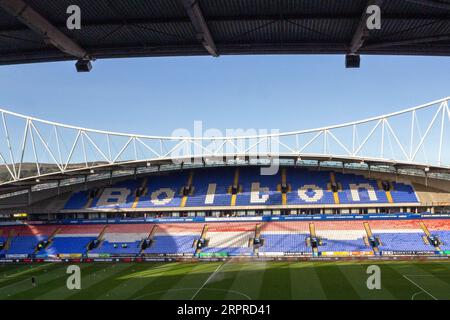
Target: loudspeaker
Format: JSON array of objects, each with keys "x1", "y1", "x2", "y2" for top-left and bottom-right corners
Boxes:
[{"x1": 345, "y1": 54, "x2": 360, "y2": 68}]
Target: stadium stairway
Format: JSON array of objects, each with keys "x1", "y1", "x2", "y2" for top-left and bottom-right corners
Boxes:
[
  {"x1": 4, "y1": 229, "x2": 15, "y2": 251},
  {"x1": 132, "y1": 178, "x2": 148, "y2": 209},
  {"x1": 420, "y1": 221, "x2": 441, "y2": 251},
  {"x1": 280, "y1": 168, "x2": 288, "y2": 206},
  {"x1": 309, "y1": 223, "x2": 319, "y2": 256},
  {"x1": 34, "y1": 227, "x2": 61, "y2": 254},
  {"x1": 98, "y1": 225, "x2": 109, "y2": 241},
  {"x1": 85, "y1": 190, "x2": 98, "y2": 209},
  {"x1": 329, "y1": 172, "x2": 340, "y2": 204},
  {"x1": 139, "y1": 225, "x2": 158, "y2": 255},
  {"x1": 195, "y1": 224, "x2": 209, "y2": 256},
  {"x1": 370, "y1": 220, "x2": 433, "y2": 252},
  {"x1": 6, "y1": 225, "x2": 58, "y2": 256},
  {"x1": 377, "y1": 181, "x2": 394, "y2": 203},
  {"x1": 422, "y1": 220, "x2": 450, "y2": 251},
  {"x1": 364, "y1": 222, "x2": 380, "y2": 254},
  {"x1": 252, "y1": 224, "x2": 262, "y2": 255},
  {"x1": 420, "y1": 221, "x2": 432, "y2": 245},
  {"x1": 88, "y1": 225, "x2": 109, "y2": 252},
  {"x1": 230, "y1": 168, "x2": 240, "y2": 206},
  {"x1": 180, "y1": 171, "x2": 194, "y2": 208}
]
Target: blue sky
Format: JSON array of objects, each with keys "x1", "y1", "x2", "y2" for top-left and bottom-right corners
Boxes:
[{"x1": 0, "y1": 54, "x2": 448, "y2": 137}]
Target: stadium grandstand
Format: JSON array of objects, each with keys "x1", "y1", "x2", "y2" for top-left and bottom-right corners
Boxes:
[
  {"x1": 0, "y1": 96, "x2": 449, "y2": 261},
  {"x1": 1, "y1": 1, "x2": 450, "y2": 303}
]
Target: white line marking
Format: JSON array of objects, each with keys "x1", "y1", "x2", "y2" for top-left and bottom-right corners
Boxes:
[
  {"x1": 191, "y1": 260, "x2": 230, "y2": 300},
  {"x1": 402, "y1": 275, "x2": 438, "y2": 300},
  {"x1": 411, "y1": 291, "x2": 424, "y2": 301},
  {"x1": 134, "y1": 287, "x2": 251, "y2": 300}
]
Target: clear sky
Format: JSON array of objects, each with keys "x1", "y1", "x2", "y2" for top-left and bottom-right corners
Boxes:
[{"x1": 0, "y1": 54, "x2": 448, "y2": 137}]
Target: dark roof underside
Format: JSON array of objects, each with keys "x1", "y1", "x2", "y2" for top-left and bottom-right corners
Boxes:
[{"x1": 0, "y1": 0, "x2": 450, "y2": 65}]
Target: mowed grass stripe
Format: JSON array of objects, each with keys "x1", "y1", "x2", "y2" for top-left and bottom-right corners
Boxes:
[
  {"x1": 289, "y1": 262, "x2": 327, "y2": 300},
  {"x1": 100, "y1": 262, "x2": 191, "y2": 299},
  {"x1": 159, "y1": 262, "x2": 226, "y2": 300},
  {"x1": 258, "y1": 262, "x2": 292, "y2": 299},
  {"x1": 401, "y1": 262, "x2": 450, "y2": 300},
  {"x1": 37, "y1": 263, "x2": 132, "y2": 300},
  {"x1": 224, "y1": 261, "x2": 267, "y2": 300},
  {"x1": 192, "y1": 261, "x2": 235, "y2": 300},
  {"x1": 414, "y1": 261, "x2": 450, "y2": 284},
  {"x1": 436, "y1": 261, "x2": 450, "y2": 272},
  {"x1": 0, "y1": 263, "x2": 73, "y2": 299},
  {"x1": 97, "y1": 263, "x2": 177, "y2": 300},
  {"x1": 10, "y1": 263, "x2": 110, "y2": 300},
  {"x1": 191, "y1": 261, "x2": 244, "y2": 300},
  {"x1": 2, "y1": 263, "x2": 95, "y2": 300},
  {"x1": 376, "y1": 262, "x2": 429, "y2": 300},
  {"x1": 314, "y1": 262, "x2": 360, "y2": 300},
  {"x1": 336, "y1": 262, "x2": 396, "y2": 300},
  {"x1": 192, "y1": 260, "x2": 254, "y2": 300},
  {"x1": 130, "y1": 262, "x2": 220, "y2": 300},
  {"x1": 0, "y1": 263, "x2": 58, "y2": 288},
  {"x1": 1, "y1": 261, "x2": 450, "y2": 300},
  {"x1": 63, "y1": 263, "x2": 136, "y2": 300},
  {"x1": 0, "y1": 264, "x2": 51, "y2": 279}
]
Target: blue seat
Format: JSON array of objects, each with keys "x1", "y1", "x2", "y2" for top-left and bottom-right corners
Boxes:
[
  {"x1": 7, "y1": 236, "x2": 47, "y2": 255},
  {"x1": 64, "y1": 167, "x2": 419, "y2": 208},
  {"x1": 44, "y1": 236, "x2": 96, "y2": 255},
  {"x1": 259, "y1": 234, "x2": 311, "y2": 253},
  {"x1": 431, "y1": 231, "x2": 450, "y2": 250},
  {"x1": 186, "y1": 168, "x2": 234, "y2": 207},
  {"x1": 375, "y1": 233, "x2": 434, "y2": 252},
  {"x1": 235, "y1": 167, "x2": 281, "y2": 206},
  {"x1": 144, "y1": 235, "x2": 197, "y2": 255},
  {"x1": 319, "y1": 238, "x2": 371, "y2": 252},
  {"x1": 89, "y1": 241, "x2": 142, "y2": 255}
]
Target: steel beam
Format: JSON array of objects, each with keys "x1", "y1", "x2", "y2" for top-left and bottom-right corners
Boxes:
[
  {"x1": 181, "y1": 0, "x2": 218, "y2": 57},
  {"x1": 349, "y1": 0, "x2": 384, "y2": 54},
  {"x1": 364, "y1": 34, "x2": 450, "y2": 49},
  {"x1": 0, "y1": 0, "x2": 89, "y2": 59},
  {"x1": 404, "y1": 0, "x2": 450, "y2": 10}
]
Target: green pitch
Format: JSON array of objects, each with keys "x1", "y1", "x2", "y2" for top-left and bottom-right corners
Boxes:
[{"x1": 1, "y1": 260, "x2": 450, "y2": 300}]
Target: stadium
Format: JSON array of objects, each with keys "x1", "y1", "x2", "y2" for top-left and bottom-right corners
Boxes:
[{"x1": 0, "y1": 0, "x2": 450, "y2": 302}]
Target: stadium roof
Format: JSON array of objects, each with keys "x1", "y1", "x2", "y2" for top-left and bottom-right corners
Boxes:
[{"x1": 0, "y1": 0, "x2": 450, "y2": 68}]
